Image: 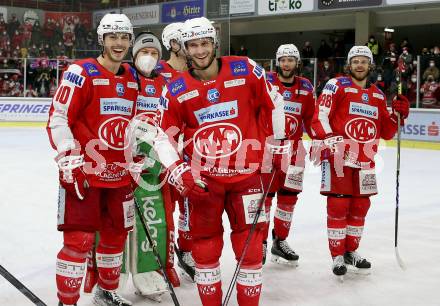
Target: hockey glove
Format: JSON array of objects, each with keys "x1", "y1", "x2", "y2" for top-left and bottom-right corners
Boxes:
[
  {"x1": 265, "y1": 138, "x2": 292, "y2": 173},
  {"x1": 56, "y1": 151, "x2": 88, "y2": 200},
  {"x1": 391, "y1": 94, "x2": 410, "y2": 125},
  {"x1": 309, "y1": 135, "x2": 344, "y2": 166},
  {"x1": 167, "y1": 161, "x2": 209, "y2": 203}
]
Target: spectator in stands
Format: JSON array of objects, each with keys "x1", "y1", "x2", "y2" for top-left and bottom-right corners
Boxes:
[
  {"x1": 53, "y1": 41, "x2": 65, "y2": 57},
  {"x1": 400, "y1": 38, "x2": 413, "y2": 54},
  {"x1": 375, "y1": 73, "x2": 385, "y2": 93},
  {"x1": 317, "y1": 60, "x2": 335, "y2": 95},
  {"x1": 74, "y1": 18, "x2": 87, "y2": 50},
  {"x1": 0, "y1": 16, "x2": 6, "y2": 34},
  {"x1": 382, "y1": 43, "x2": 399, "y2": 94},
  {"x1": 237, "y1": 45, "x2": 248, "y2": 56},
  {"x1": 43, "y1": 18, "x2": 55, "y2": 44},
  {"x1": 44, "y1": 43, "x2": 53, "y2": 58},
  {"x1": 11, "y1": 30, "x2": 23, "y2": 49},
  {"x1": 420, "y1": 74, "x2": 439, "y2": 108},
  {"x1": 301, "y1": 41, "x2": 314, "y2": 67},
  {"x1": 63, "y1": 16, "x2": 75, "y2": 34},
  {"x1": 7, "y1": 14, "x2": 20, "y2": 39},
  {"x1": 367, "y1": 35, "x2": 381, "y2": 64},
  {"x1": 31, "y1": 20, "x2": 42, "y2": 46},
  {"x1": 406, "y1": 73, "x2": 418, "y2": 107},
  {"x1": 25, "y1": 84, "x2": 38, "y2": 97},
  {"x1": 63, "y1": 28, "x2": 75, "y2": 58},
  {"x1": 28, "y1": 44, "x2": 39, "y2": 58},
  {"x1": 53, "y1": 21, "x2": 63, "y2": 45},
  {"x1": 9, "y1": 74, "x2": 22, "y2": 97},
  {"x1": 0, "y1": 31, "x2": 9, "y2": 50},
  {"x1": 317, "y1": 39, "x2": 332, "y2": 60},
  {"x1": 34, "y1": 71, "x2": 50, "y2": 97},
  {"x1": 332, "y1": 37, "x2": 345, "y2": 72},
  {"x1": 1, "y1": 74, "x2": 10, "y2": 96},
  {"x1": 423, "y1": 59, "x2": 440, "y2": 81}
]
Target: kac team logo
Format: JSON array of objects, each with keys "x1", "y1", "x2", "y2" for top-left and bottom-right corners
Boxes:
[
  {"x1": 193, "y1": 123, "x2": 242, "y2": 159},
  {"x1": 98, "y1": 116, "x2": 131, "y2": 150},
  {"x1": 345, "y1": 118, "x2": 377, "y2": 143},
  {"x1": 116, "y1": 83, "x2": 125, "y2": 97},
  {"x1": 207, "y1": 88, "x2": 220, "y2": 103}
]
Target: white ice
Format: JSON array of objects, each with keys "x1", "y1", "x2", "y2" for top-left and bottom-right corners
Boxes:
[{"x1": 1, "y1": 127, "x2": 439, "y2": 306}]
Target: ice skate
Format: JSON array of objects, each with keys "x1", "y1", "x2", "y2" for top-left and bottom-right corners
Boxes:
[
  {"x1": 332, "y1": 255, "x2": 347, "y2": 282},
  {"x1": 174, "y1": 246, "x2": 195, "y2": 282},
  {"x1": 344, "y1": 251, "x2": 371, "y2": 275},
  {"x1": 92, "y1": 286, "x2": 133, "y2": 306},
  {"x1": 271, "y1": 230, "x2": 299, "y2": 267}
]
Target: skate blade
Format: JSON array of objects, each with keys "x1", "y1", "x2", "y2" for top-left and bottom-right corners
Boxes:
[
  {"x1": 346, "y1": 265, "x2": 371, "y2": 275},
  {"x1": 271, "y1": 255, "x2": 299, "y2": 267}
]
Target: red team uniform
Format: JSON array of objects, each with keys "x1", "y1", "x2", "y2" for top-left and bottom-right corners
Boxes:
[
  {"x1": 47, "y1": 58, "x2": 138, "y2": 304},
  {"x1": 263, "y1": 71, "x2": 315, "y2": 259},
  {"x1": 155, "y1": 54, "x2": 285, "y2": 306},
  {"x1": 311, "y1": 75, "x2": 400, "y2": 261}
]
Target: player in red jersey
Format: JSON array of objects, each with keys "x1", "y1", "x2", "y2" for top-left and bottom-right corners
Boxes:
[
  {"x1": 160, "y1": 22, "x2": 196, "y2": 281},
  {"x1": 156, "y1": 22, "x2": 187, "y2": 82},
  {"x1": 154, "y1": 17, "x2": 287, "y2": 306},
  {"x1": 310, "y1": 46, "x2": 409, "y2": 278},
  {"x1": 262, "y1": 44, "x2": 315, "y2": 266},
  {"x1": 47, "y1": 14, "x2": 138, "y2": 306}
]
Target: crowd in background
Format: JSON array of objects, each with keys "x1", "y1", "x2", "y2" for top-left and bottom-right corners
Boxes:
[{"x1": 1, "y1": 11, "x2": 440, "y2": 109}]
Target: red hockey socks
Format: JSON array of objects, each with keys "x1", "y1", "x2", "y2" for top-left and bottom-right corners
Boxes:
[
  {"x1": 273, "y1": 192, "x2": 298, "y2": 240},
  {"x1": 56, "y1": 231, "x2": 94, "y2": 305},
  {"x1": 327, "y1": 196, "x2": 350, "y2": 257},
  {"x1": 346, "y1": 197, "x2": 370, "y2": 252}
]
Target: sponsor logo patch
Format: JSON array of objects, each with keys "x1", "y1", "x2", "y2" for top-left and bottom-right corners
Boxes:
[
  {"x1": 339, "y1": 77, "x2": 352, "y2": 86},
  {"x1": 349, "y1": 102, "x2": 378, "y2": 119},
  {"x1": 100, "y1": 98, "x2": 133, "y2": 115},
  {"x1": 169, "y1": 77, "x2": 186, "y2": 96},
  {"x1": 300, "y1": 79, "x2": 313, "y2": 91},
  {"x1": 159, "y1": 96, "x2": 169, "y2": 110},
  {"x1": 230, "y1": 60, "x2": 248, "y2": 76},
  {"x1": 177, "y1": 90, "x2": 199, "y2": 103},
  {"x1": 207, "y1": 88, "x2": 220, "y2": 103},
  {"x1": 284, "y1": 101, "x2": 302, "y2": 115},
  {"x1": 345, "y1": 87, "x2": 358, "y2": 93},
  {"x1": 253, "y1": 65, "x2": 264, "y2": 79},
  {"x1": 194, "y1": 101, "x2": 238, "y2": 124},
  {"x1": 83, "y1": 63, "x2": 100, "y2": 76},
  {"x1": 63, "y1": 71, "x2": 84, "y2": 87},
  {"x1": 92, "y1": 78, "x2": 109, "y2": 86},
  {"x1": 127, "y1": 82, "x2": 138, "y2": 89},
  {"x1": 224, "y1": 78, "x2": 245, "y2": 88},
  {"x1": 323, "y1": 82, "x2": 337, "y2": 94},
  {"x1": 136, "y1": 96, "x2": 159, "y2": 112},
  {"x1": 373, "y1": 92, "x2": 384, "y2": 100},
  {"x1": 145, "y1": 84, "x2": 156, "y2": 95}
]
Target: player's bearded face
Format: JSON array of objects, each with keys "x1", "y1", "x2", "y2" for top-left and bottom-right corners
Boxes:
[
  {"x1": 279, "y1": 57, "x2": 297, "y2": 78},
  {"x1": 349, "y1": 56, "x2": 370, "y2": 81},
  {"x1": 103, "y1": 33, "x2": 131, "y2": 62},
  {"x1": 186, "y1": 38, "x2": 215, "y2": 70}
]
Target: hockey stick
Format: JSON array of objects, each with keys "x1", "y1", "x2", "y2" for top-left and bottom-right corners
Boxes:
[
  {"x1": 394, "y1": 72, "x2": 406, "y2": 270},
  {"x1": 133, "y1": 199, "x2": 181, "y2": 306},
  {"x1": 222, "y1": 170, "x2": 276, "y2": 306},
  {"x1": 0, "y1": 265, "x2": 47, "y2": 306}
]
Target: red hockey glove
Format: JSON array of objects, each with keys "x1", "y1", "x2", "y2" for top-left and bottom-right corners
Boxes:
[
  {"x1": 391, "y1": 94, "x2": 410, "y2": 124},
  {"x1": 265, "y1": 138, "x2": 292, "y2": 173},
  {"x1": 167, "y1": 161, "x2": 209, "y2": 203},
  {"x1": 55, "y1": 151, "x2": 88, "y2": 200},
  {"x1": 309, "y1": 135, "x2": 344, "y2": 166}
]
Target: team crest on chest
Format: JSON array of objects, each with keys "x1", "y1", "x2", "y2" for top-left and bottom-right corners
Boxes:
[
  {"x1": 145, "y1": 84, "x2": 156, "y2": 96},
  {"x1": 362, "y1": 93, "x2": 369, "y2": 103},
  {"x1": 283, "y1": 90, "x2": 292, "y2": 100}
]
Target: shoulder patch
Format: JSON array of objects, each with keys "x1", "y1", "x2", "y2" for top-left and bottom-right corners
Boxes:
[
  {"x1": 253, "y1": 64, "x2": 264, "y2": 79},
  {"x1": 82, "y1": 62, "x2": 100, "y2": 77},
  {"x1": 63, "y1": 64, "x2": 85, "y2": 87},
  {"x1": 168, "y1": 77, "x2": 187, "y2": 96},
  {"x1": 300, "y1": 79, "x2": 313, "y2": 92},
  {"x1": 129, "y1": 66, "x2": 138, "y2": 80},
  {"x1": 155, "y1": 62, "x2": 164, "y2": 72},
  {"x1": 230, "y1": 60, "x2": 249, "y2": 76},
  {"x1": 337, "y1": 77, "x2": 352, "y2": 87},
  {"x1": 266, "y1": 72, "x2": 275, "y2": 83}
]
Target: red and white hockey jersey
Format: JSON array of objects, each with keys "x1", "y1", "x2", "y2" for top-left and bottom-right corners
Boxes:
[
  {"x1": 155, "y1": 56, "x2": 285, "y2": 183},
  {"x1": 136, "y1": 74, "x2": 166, "y2": 120},
  {"x1": 311, "y1": 76, "x2": 398, "y2": 167},
  {"x1": 47, "y1": 58, "x2": 139, "y2": 187},
  {"x1": 155, "y1": 60, "x2": 182, "y2": 83},
  {"x1": 266, "y1": 72, "x2": 315, "y2": 140}
]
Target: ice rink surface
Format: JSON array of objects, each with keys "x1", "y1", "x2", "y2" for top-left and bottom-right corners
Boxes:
[{"x1": 1, "y1": 127, "x2": 439, "y2": 306}]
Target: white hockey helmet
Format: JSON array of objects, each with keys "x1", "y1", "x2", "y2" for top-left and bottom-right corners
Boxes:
[
  {"x1": 162, "y1": 22, "x2": 184, "y2": 51},
  {"x1": 180, "y1": 17, "x2": 217, "y2": 50},
  {"x1": 347, "y1": 45, "x2": 374, "y2": 64},
  {"x1": 276, "y1": 44, "x2": 300, "y2": 66},
  {"x1": 97, "y1": 13, "x2": 134, "y2": 46}
]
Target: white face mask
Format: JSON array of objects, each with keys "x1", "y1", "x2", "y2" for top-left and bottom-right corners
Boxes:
[
  {"x1": 411, "y1": 77, "x2": 417, "y2": 83},
  {"x1": 136, "y1": 55, "x2": 157, "y2": 75}
]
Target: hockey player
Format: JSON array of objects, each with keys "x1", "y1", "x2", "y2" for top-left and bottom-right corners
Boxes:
[
  {"x1": 263, "y1": 44, "x2": 315, "y2": 266},
  {"x1": 156, "y1": 22, "x2": 187, "y2": 81},
  {"x1": 310, "y1": 46, "x2": 410, "y2": 278},
  {"x1": 119, "y1": 31, "x2": 180, "y2": 301},
  {"x1": 47, "y1": 14, "x2": 138, "y2": 306},
  {"x1": 154, "y1": 17, "x2": 287, "y2": 306},
  {"x1": 160, "y1": 21, "x2": 196, "y2": 281}
]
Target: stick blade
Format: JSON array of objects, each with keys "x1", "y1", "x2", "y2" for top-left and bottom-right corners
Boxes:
[{"x1": 395, "y1": 247, "x2": 406, "y2": 270}]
